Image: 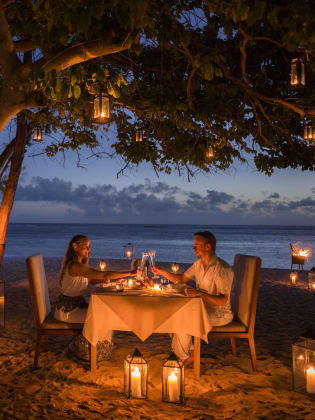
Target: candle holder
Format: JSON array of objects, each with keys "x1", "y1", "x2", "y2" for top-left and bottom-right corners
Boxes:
[
  {"x1": 162, "y1": 352, "x2": 185, "y2": 404},
  {"x1": 171, "y1": 263, "x2": 179, "y2": 274},
  {"x1": 292, "y1": 337, "x2": 315, "y2": 395},
  {"x1": 99, "y1": 260, "x2": 106, "y2": 271},
  {"x1": 289, "y1": 271, "x2": 298, "y2": 286},
  {"x1": 116, "y1": 283, "x2": 124, "y2": 292},
  {"x1": 308, "y1": 268, "x2": 315, "y2": 291},
  {"x1": 123, "y1": 243, "x2": 134, "y2": 259},
  {"x1": 124, "y1": 348, "x2": 148, "y2": 399}
]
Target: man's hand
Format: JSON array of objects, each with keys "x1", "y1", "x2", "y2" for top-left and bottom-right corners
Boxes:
[
  {"x1": 152, "y1": 265, "x2": 164, "y2": 276},
  {"x1": 184, "y1": 287, "x2": 204, "y2": 298}
]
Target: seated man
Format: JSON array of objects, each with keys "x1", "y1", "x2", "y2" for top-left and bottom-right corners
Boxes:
[{"x1": 152, "y1": 231, "x2": 234, "y2": 366}]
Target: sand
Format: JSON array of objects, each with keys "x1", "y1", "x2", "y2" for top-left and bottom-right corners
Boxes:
[{"x1": 0, "y1": 257, "x2": 315, "y2": 419}]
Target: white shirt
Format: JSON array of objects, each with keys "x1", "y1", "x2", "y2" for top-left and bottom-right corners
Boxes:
[{"x1": 184, "y1": 255, "x2": 234, "y2": 322}]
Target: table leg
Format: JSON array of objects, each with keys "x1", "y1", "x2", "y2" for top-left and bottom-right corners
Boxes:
[
  {"x1": 90, "y1": 344, "x2": 97, "y2": 371},
  {"x1": 194, "y1": 336, "x2": 200, "y2": 378}
]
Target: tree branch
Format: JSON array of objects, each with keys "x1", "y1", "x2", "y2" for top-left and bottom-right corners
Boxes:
[
  {"x1": 37, "y1": 30, "x2": 136, "y2": 73},
  {"x1": 238, "y1": 27, "x2": 284, "y2": 49},
  {"x1": 0, "y1": 137, "x2": 15, "y2": 174},
  {"x1": 14, "y1": 39, "x2": 39, "y2": 53},
  {"x1": 0, "y1": 2, "x2": 20, "y2": 72}
]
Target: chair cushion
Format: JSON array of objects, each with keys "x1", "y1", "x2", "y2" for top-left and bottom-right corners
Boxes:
[
  {"x1": 42, "y1": 312, "x2": 83, "y2": 330},
  {"x1": 211, "y1": 320, "x2": 247, "y2": 333}
]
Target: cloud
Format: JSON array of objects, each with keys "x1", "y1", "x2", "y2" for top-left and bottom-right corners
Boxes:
[
  {"x1": 267, "y1": 193, "x2": 280, "y2": 199},
  {"x1": 13, "y1": 177, "x2": 315, "y2": 224}
]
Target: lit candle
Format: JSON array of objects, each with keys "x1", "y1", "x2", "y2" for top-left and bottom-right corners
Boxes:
[
  {"x1": 116, "y1": 283, "x2": 124, "y2": 292},
  {"x1": 290, "y1": 272, "x2": 297, "y2": 285},
  {"x1": 153, "y1": 284, "x2": 161, "y2": 292},
  {"x1": 306, "y1": 366, "x2": 315, "y2": 393},
  {"x1": 99, "y1": 260, "x2": 106, "y2": 271},
  {"x1": 131, "y1": 366, "x2": 142, "y2": 398},
  {"x1": 171, "y1": 263, "x2": 179, "y2": 273},
  {"x1": 126, "y1": 250, "x2": 132, "y2": 258},
  {"x1": 311, "y1": 283, "x2": 315, "y2": 290},
  {"x1": 128, "y1": 279, "x2": 134, "y2": 288},
  {"x1": 167, "y1": 370, "x2": 179, "y2": 402}
]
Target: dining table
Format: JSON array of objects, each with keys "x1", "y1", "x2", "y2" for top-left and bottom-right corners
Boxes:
[{"x1": 82, "y1": 279, "x2": 212, "y2": 378}]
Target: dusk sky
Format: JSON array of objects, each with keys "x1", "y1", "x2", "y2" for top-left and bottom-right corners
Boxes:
[{"x1": 2, "y1": 124, "x2": 315, "y2": 225}]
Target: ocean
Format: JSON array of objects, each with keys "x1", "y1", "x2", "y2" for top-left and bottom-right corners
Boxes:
[{"x1": 4, "y1": 223, "x2": 315, "y2": 269}]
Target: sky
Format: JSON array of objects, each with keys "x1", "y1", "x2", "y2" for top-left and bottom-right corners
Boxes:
[{"x1": 1, "y1": 124, "x2": 315, "y2": 225}]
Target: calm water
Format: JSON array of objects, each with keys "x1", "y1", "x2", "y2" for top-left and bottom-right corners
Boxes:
[{"x1": 5, "y1": 223, "x2": 315, "y2": 269}]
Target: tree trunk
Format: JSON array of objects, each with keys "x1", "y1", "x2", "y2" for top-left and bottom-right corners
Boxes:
[{"x1": 0, "y1": 116, "x2": 30, "y2": 327}]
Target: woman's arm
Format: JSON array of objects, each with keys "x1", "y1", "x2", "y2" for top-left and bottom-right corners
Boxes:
[
  {"x1": 68, "y1": 262, "x2": 135, "y2": 284},
  {"x1": 152, "y1": 265, "x2": 190, "y2": 284}
]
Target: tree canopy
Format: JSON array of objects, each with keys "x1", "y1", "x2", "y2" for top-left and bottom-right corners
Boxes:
[{"x1": 0, "y1": 0, "x2": 315, "y2": 177}]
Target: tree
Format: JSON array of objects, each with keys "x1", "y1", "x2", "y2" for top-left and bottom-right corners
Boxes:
[{"x1": 0, "y1": 0, "x2": 314, "y2": 266}]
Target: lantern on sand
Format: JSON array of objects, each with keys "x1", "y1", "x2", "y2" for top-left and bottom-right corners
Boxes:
[{"x1": 124, "y1": 348, "x2": 148, "y2": 399}]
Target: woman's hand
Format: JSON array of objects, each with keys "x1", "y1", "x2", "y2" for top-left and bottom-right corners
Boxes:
[{"x1": 184, "y1": 287, "x2": 204, "y2": 298}]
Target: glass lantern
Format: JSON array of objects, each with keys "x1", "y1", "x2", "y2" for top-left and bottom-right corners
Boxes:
[
  {"x1": 171, "y1": 263, "x2": 179, "y2": 274},
  {"x1": 289, "y1": 271, "x2": 298, "y2": 286},
  {"x1": 33, "y1": 127, "x2": 42, "y2": 142},
  {"x1": 205, "y1": 145, "x2": 214, "y2": 160},
  {"x1": 308, "y1": 268, "x2": 315, "y2": 291},
  {"x1": 304, "y1": 125, "x2": 315, "y2": 141},
  {"x1": 136, "y1": 130, "x2": 143, "y2": 142},
  {"x1": 123, "y1": 243, "x2": 134, "y2": 259},
  {"x1": 93, "y1": 93, "x2": 110, "y2": 123},
  {"x1": 162, "y1": 352, "x2": 185, "y2": 404},
  {"x1": 124, "y1": 348, "x2": 148, "y2": 399},
  {"x1": 292, "y1": 337, "x2": 315, "y2": 395},
  {"x1": 290, "y1": 58, "x2": 305, "y2": 87},
  {"x1": 99, "y1": 260, "x2": 106, "y2": 271}
]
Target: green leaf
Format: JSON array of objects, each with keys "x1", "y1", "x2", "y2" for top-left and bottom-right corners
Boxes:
[{"x1": 73, "y1": 84, "x2": 81, "y2": 99}]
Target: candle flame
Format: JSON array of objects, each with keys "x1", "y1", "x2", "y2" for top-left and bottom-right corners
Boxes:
[{"x1": 306, "y1": 366, "x2": 315, "y2": 373}]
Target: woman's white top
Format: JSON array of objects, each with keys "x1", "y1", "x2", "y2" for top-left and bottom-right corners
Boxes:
[{"x1": 60, "y1": 265, "x2": 89, "y2": 296}]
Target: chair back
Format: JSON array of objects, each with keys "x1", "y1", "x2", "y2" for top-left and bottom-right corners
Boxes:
[
  {"x1": 26, "y1": 253, "x2": 51, "y2": 326},
  {"x1": 231, "y1": 254, "x2": 261, "y2": 329}
]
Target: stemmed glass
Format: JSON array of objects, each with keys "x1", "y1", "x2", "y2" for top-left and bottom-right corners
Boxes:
[
  {"x1": 149, "y1": 250, "x2": 158, "y2": 280},
  {"x1": 141, "y1": 252, "x2": 149, "y2": 278}
]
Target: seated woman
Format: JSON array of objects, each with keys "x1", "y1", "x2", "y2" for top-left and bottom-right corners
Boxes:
[{"x1": 54, "y1": 234, "x2": 134, "y2": 361}]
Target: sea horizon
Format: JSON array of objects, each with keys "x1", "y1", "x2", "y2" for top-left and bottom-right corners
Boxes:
[{"x1": 5, "y1": 223, "x2": 315, "y2": 269}]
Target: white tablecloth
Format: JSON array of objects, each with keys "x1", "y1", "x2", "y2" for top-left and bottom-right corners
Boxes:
[{"x1": 83, "y1": 291, "x2": 212, "y2": 346}]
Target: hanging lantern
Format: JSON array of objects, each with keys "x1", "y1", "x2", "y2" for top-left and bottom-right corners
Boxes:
[
  {"x1": 33, "y1": 127, "x2": 42, "y2": 142},
  {"x1": 292, "y1": 336, "x2": 315, "y2": 394},
  {"x1": 99, "y1": 260, "x2": 106, "y2": 271},
  {"x1": 205, "y1": 145, "x2": 214, "y2": 160},
  {"x1": 124, "y1": 348, "x2": 148, "y2": 399},
  {"x1": 123, "y1": 243, "x2": 134, "y2": 259},
  {"x1": 171, "y1": 263, "x2": 179, "y2": 274},
  {"x1": 162, "y1": 352, "x2": 185, "y2": 404},
  {"x1": 93, "y1": 93, "x2": 110, "y2": 123},
  {"x1": 304, "y1": 125, "x2": 315, "y2": 141},
  {"x1": 136, "y1": 130, "x2": 143, "y2": 142},
  {"x1": 290, "y1": 58, "x2": 305, "y2": 87}
]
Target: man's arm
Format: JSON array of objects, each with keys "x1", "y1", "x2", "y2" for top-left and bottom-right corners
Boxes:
[
  {"x1": 184, "y1": 288, "x2": 228, "y2": 306},
  {"x1": 152, "y1": 265, "x2": 190, "y2": 284}
]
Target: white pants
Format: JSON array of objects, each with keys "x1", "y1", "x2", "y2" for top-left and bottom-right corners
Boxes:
[{"x1": 172, "y1": 312, "x2": 233, "y2": 362}]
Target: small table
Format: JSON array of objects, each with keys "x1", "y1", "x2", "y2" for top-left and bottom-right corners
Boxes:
[{"x1": 83, "y1": 286, "x2": 211, "y2": 377}]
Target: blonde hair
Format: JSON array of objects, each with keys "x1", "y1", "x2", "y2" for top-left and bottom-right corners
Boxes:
[{"x1": 60, "y1": 235, "x2": 88, "y2": 285}]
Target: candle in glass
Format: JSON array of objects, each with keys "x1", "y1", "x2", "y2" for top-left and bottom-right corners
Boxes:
[
  {"x1": 99, "y1": 260, "x2": 106, "y2": 271},
  {"x1": 306, "y1": 366, "x2": 315, "y2": 393},
  {"x1": 167, "y1": 370, "x2": 180, "y2": 402},
  {"x1": 131, "y1": 366, "x2": 142, "y2": 398},
  {"x1": 128, "y1": 279, "x2": 134, "y2": 288},
  {"x1": 290, "y1": 271, "x2": 297, "y2": 285}
]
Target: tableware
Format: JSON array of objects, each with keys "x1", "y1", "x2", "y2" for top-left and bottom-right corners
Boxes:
[{"x1": 116, "y1": 283, "x2": 124, "y2": 292}]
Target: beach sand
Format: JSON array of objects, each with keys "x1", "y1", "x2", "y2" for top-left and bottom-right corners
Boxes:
[{"x1": 0, "y1": 257, "x2": 315, "y2": 419}]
